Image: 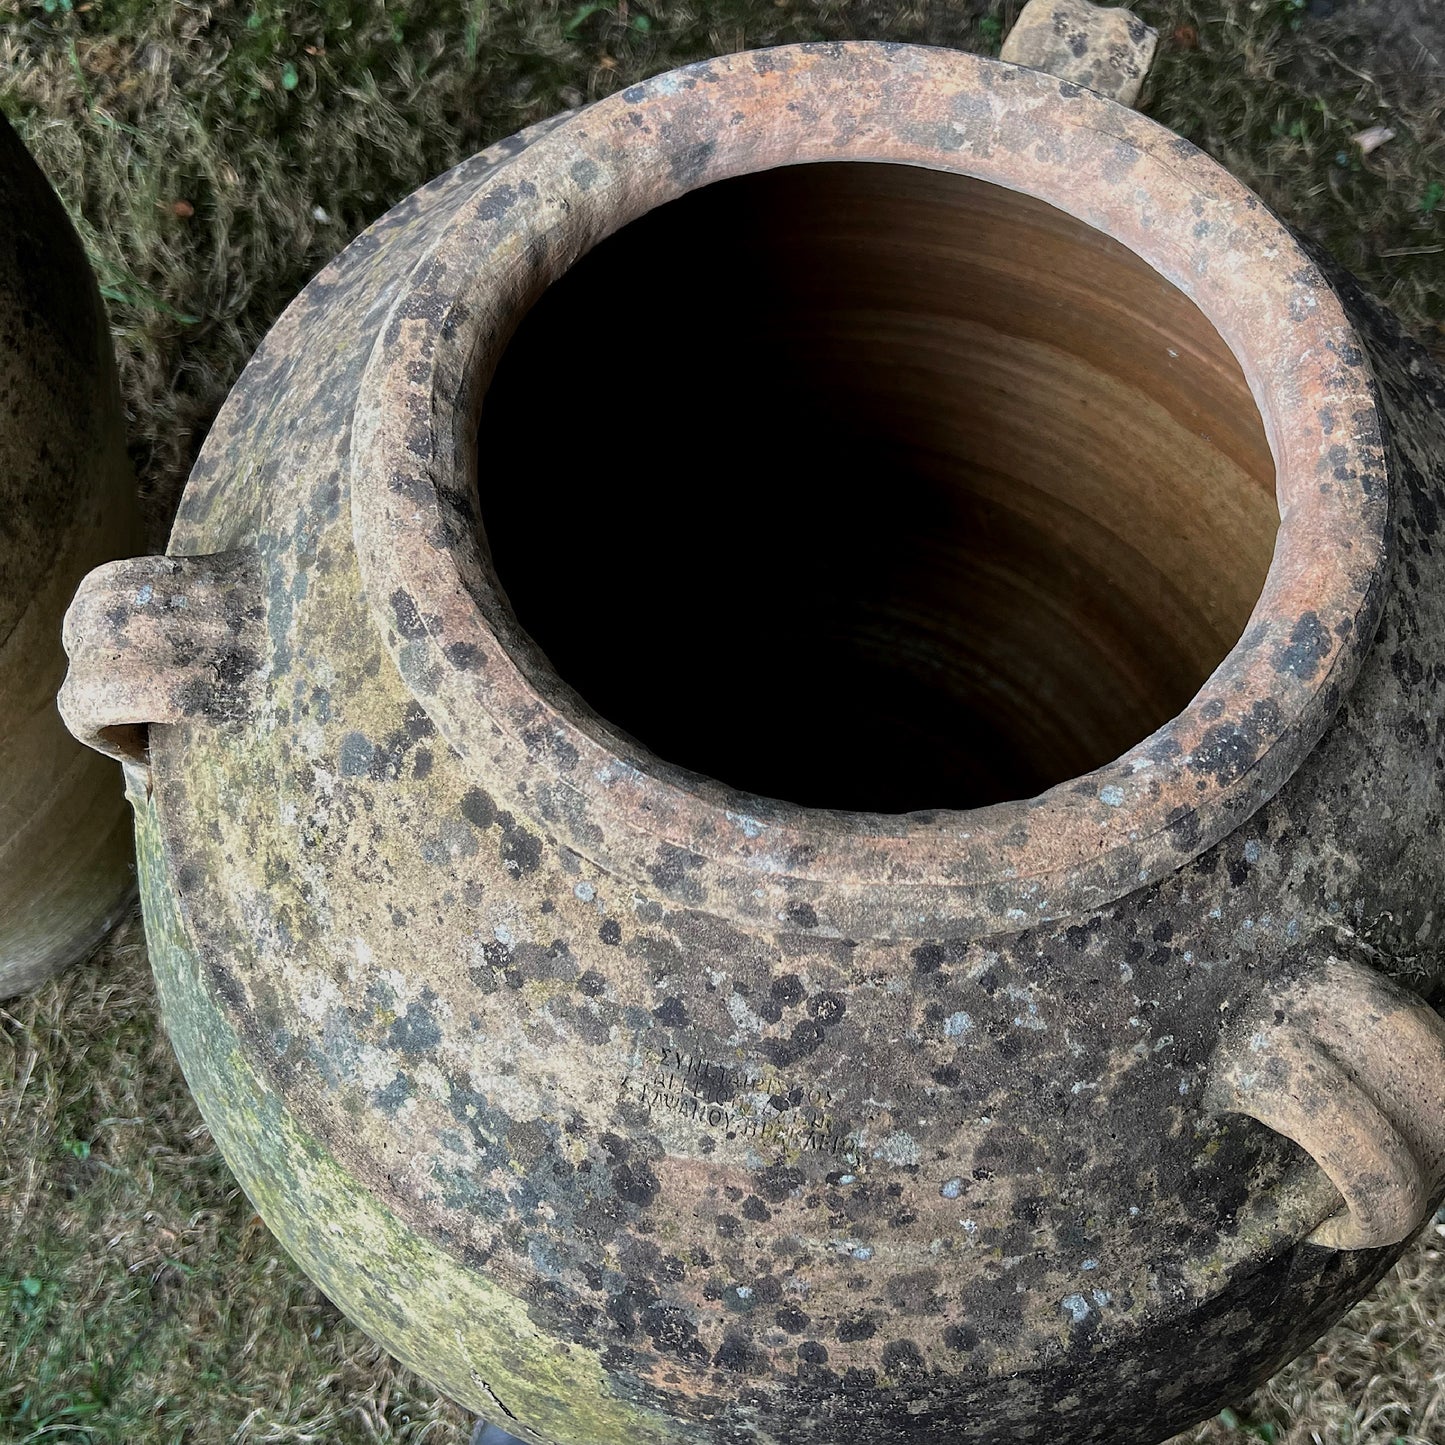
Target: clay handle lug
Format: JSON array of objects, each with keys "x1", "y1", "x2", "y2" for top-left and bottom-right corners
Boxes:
[
  {"x1": 59, "y1": 549, "x2": 266, "y2": 768},
  {"x1": 1206, "y1": 955, "x2": 1445, "y2": 1250},
  {"x1": 1000, "y1": 0, "x2": 1159, "y2": 109}
]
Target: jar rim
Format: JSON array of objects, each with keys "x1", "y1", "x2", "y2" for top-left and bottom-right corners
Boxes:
[{"x1": 350, "y1": 42, "x2": 1390, "y2": 939}]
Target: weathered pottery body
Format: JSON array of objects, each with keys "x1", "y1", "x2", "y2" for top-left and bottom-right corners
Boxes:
[
  {"x1": 60, "y1": 44, "x2": 1445, "y2": 1445},
  {"x1": 0, "y1": 113, "x2": 138, "y2": 997}
]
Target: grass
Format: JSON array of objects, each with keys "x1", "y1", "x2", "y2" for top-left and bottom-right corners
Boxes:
[{"x1": 1, "y1": 0, "x2": 1443, "y2": 1441}]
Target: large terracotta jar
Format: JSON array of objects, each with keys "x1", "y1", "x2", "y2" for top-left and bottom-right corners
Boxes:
[
  {"x1": 59, "y1": 43, "x2": 1445, "y2": 1445},
  {"x1": 0, "y1": 113, "x2": 138, "y2": 997}
]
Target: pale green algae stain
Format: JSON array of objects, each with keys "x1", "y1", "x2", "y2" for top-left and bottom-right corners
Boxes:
[{"x1": 126, "y1": 766, "x2": 689, "y2": 1445}]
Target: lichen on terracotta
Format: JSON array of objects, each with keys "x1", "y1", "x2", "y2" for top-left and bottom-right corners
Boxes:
[{"x1": 60, "y1": 42, "x2": 1445, "y2": 1445}]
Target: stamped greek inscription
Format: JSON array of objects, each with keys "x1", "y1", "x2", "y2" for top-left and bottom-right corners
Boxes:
[{"x1": 618, "y1": 1045, "x2": 863, "y2": 1160}]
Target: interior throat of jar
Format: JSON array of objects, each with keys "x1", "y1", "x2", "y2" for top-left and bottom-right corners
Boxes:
[{"x1": 477, "y1": 162, "x2": 1279, "y2": 815}]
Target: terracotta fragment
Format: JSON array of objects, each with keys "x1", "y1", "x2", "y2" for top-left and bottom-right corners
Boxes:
[{"x1": 1000, "y1": 0, "x2": 1159, "y2": 106}]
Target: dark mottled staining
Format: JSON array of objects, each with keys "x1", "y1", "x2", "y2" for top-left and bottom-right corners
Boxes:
[
  {"x1": 599, "y1": 918, "x2": 622, "y2": 945},
  {"x1": 760, "y1": 1015, "x2": 826, "y2": 1071},
  {"x1": 646, "y1": 1304, "x2": 708, "y2": 1362},
  {"x1": 740, "y1": 1195, "x2": 771, "y2": 1223},
  {"x1": 1189, "y1": 697, "x2": 1281, "y2": 786},
  {"x1": 648, "y1": 844, "x2": 705, "y2": 893},
  {"x1": 723, "y1": 1283, "x2": 756, "y2": 1313},
  {"x1": 606, "y1": 1281, "x2": 649, "y2": 1338},
  {"x1": 389, "y1": 587, "x2": 427, "y2": 639},
  {"x1": 374, "y1": 1073, "x2": 413, "y2": 1113},
  {"x1": 716, "y1": 1214, "x2": 743, "y2": 1239},
  {"x1": 943, "y1": 1323, "x2": 979, "y2": 1351},
  {"x1": 467, "y1": 938, "x2": 512, "y2": 992},
  {"x1": 467, "y1": 179, "x2": 529, "y2": 226},
  {"x1": 209, "y1": 965, "x2": 245, "y2": 1009},
  {"x1": 612, "y1": 1159, "x2": 660, "y2": 1206},
  {"x1": 460, "y1": 787, "x2": 497, "y2": 831},
  {"x1": 653, "y1": 996, "x2": 688, "y2": 1027},
  {"x1": 751, "y1": 1277, "x2": 786, "y2": 1312},
  {"x1": 713, "y1": 1330, "x2": 767, "y2": 1376},
  {"x1": 756, "y1": 1164, "x2": 803, "y2": 1204},
  {"x1": 1166, "y1": 805, "x2": 1203, "y2": 852},
  {"x1": 402, "y1": 701, "x2": 434, "y2": 739},
  {"x1": 913, "y1": 939, "x2": 967, "y2": 974},
  {"x1": 388, "y1": 1001, "x2": 441, "y2": 1055},
  {"x1": 522, "y1": 724, "x2": 581, "y2": 772},
  {"x1": 339, "y1": 731, "x2": 375, "y2": 777},
  {"x1": 808, "y1": 991, "x2": 845, "y2": 1025},
  {"x1": 880, "y1": 1339, "x2": 924, "y2": 1376},
  {"x1": 577, "y1": 968, "x2": 607, "y2": 997},
  {"x1": 797, "y1": 1340, "x2": 828, "y2": 1365},
  {"x1": 770, "y1": 974, "x2": 806, "y2": 1006},
  {"x1": 1391, "y1": 648, "x2": 1426, "y2": 687},
  {"x1": 785, "y1": 901, "x2": 819, "y2": 930},
  {"x1": 443, "y1": 640, "x2": 482, "y2": 669},
  {"x1": 668, "y1": 139, "x2": 717, "y2": 187},
  {"x1": 836, "y1": 1315, "x2": 877, "y2": 1343},
  {"x1": 914, "y1": 942, "x2": 946, "y2": 974},
  {"x1": 456, "y1": 788, "x2": 542, "y2": 877},
  {"x1": 1015, "y1": 1196, "x2": 1047, "y2": 1227},
  {"x1": 775, "y1": 1306, "x2": 810, "y2": 1334},
  {"x1": 499, "y1": 816, "x2": 542, "y2": 877},
  {"x1": 1274, "y1": 610, "x2": 1332, "y2": 682}
]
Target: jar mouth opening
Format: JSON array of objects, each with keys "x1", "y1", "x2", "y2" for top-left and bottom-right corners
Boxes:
[
  {"x1": 351, "y1": 43, "x2": 1389, "y2": 937},
  {"x1": 478, "y1": 163, "x2": 1284, "y2": 818}
]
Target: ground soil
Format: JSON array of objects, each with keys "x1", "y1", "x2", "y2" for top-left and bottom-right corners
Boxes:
[{"x1": 1326, "y1": 0, "x2": 1445, "y2": 100}]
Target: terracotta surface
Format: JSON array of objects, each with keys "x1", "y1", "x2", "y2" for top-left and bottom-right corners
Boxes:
[
  {"x1": 60, "y1": 42, "x2": 1445, "y2": 1445},
  {"x1": 0, "y1": 112, "x2": 138, "y2": 997},
  {"x1": 1000, "y1": 0, "x2": 1158, "y2": 106},
  {"x1": 1207, "y1": 955, "x2": 1445, "y2": 1250}
]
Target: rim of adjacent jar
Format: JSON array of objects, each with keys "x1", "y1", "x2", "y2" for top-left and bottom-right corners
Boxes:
[{"x1": 349, "y1": 42, "x2": 1390, "y2": 941}]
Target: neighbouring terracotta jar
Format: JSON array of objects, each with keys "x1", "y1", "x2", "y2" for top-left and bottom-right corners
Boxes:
[
  {"x1": 0, "y1": 113, "x2": 138, "y2": 998},
  {"x1": 59, "y1": 42, "x2": 1445, "y2": 1445}
]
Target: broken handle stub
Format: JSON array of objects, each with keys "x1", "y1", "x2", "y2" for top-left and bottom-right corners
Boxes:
[
  {"x1": 58, "y1": 549, "x2": 265, "y2": 768},
  {"x1": 1000, "y1": 0, "x2": 1160, "y2": 108},
  {"x1": 1205, "y1": 955, "x2": 1445, "y2": 1250}
]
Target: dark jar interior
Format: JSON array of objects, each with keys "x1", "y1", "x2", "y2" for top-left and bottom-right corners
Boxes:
[{"x1": 478, "y1": 162, "x2": 1279, "y2": 814}]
